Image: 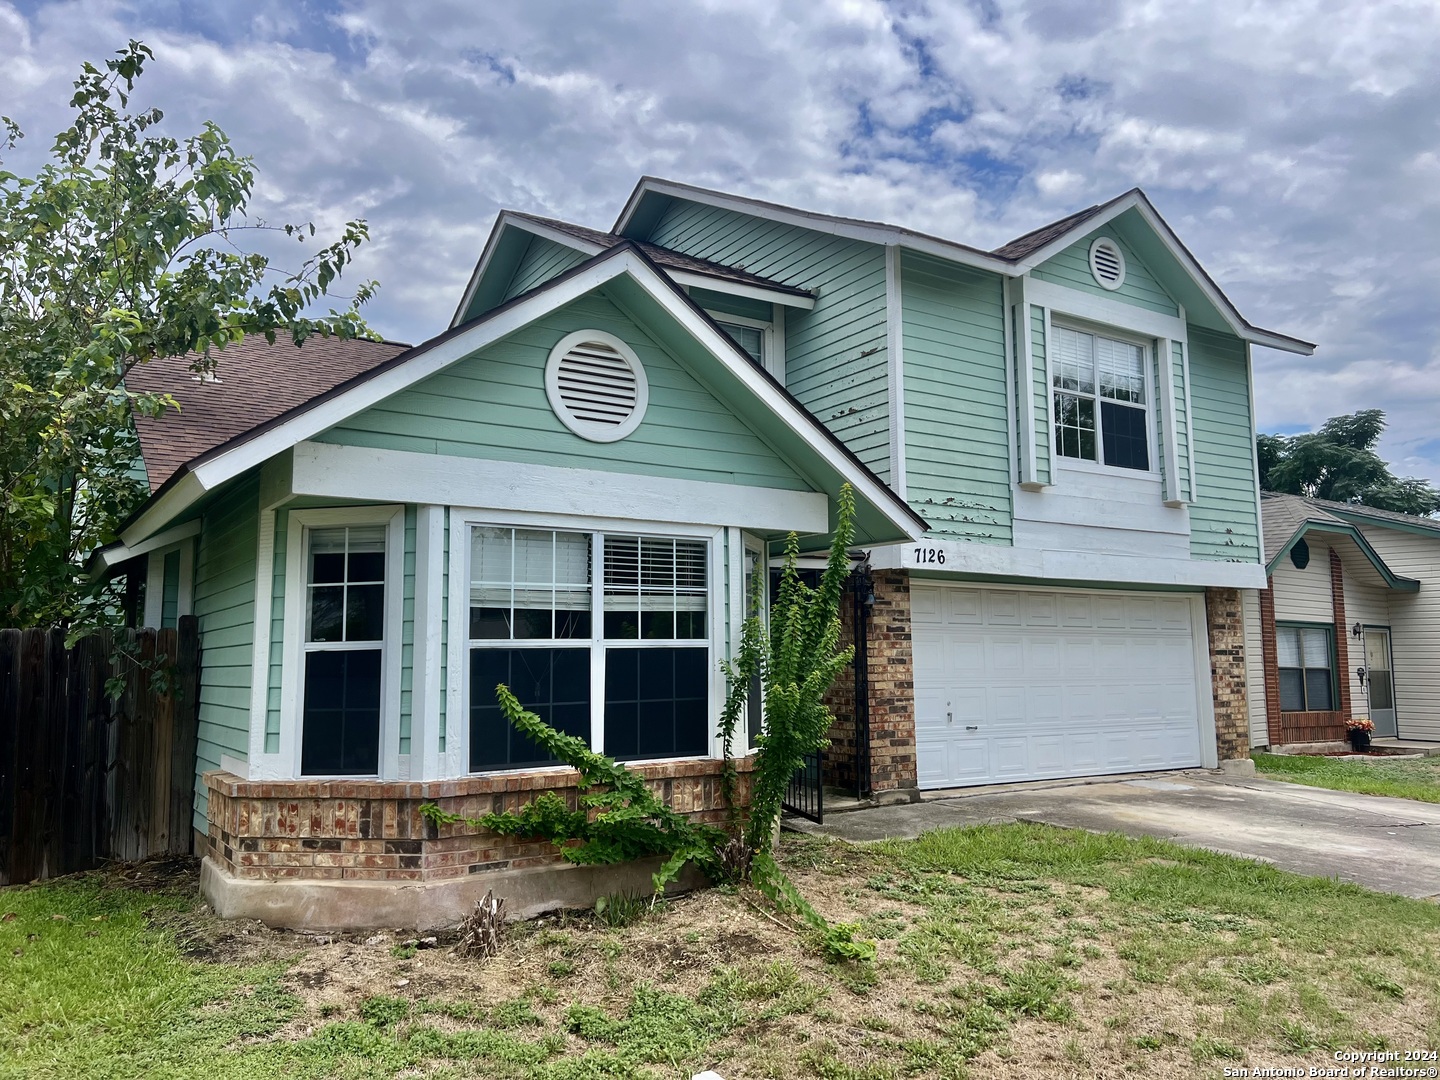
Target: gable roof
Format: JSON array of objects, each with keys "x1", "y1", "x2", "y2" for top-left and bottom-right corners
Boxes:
[
  {"x1": 612, "y1": 177, "x2": 1315, "y2": 355},
  {"x1": 109, "y1": 241, "x2": 925, "y2": 559},
  {"x1": 127, "y1": 335, "x2": 409, "y2": 491},
  {"x1": 1298, "y1": 494, "x2": 1440, "y2": 539},
  {"x1": 452, "y1": 210, "x2": 815, "y2": 328},
  {"x1": 1260, "y1": 492, "x2": 1420, "y2": 591},
  {"x1": 990, "y1": 196, "x2": 1122, "y2": 260}
]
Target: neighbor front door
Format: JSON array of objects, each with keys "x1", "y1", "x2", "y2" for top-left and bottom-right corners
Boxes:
[{"x1": 1364, "y1": 628, "x2": 1397, "y2": 738}]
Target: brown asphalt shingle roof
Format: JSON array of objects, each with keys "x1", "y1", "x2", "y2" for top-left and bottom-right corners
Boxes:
[
  {"x1": 127, "y1": 335, "x2": 409, "y2": 491},
  {"x1": 508, "y1": 213, "x2": 815, "y2": 298},
  {"x1": 989, "y1": 192, "x2": 1132, "y2": 261},
  {"x1": 1259, "y1": 492, "x2": 1349, "y2": 564}
]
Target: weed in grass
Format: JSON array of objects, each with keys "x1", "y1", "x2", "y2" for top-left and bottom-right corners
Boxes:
[
  {"x1": 360, "y1": 994, "x2": 412, "y2": 1028},
  {"x1": 800, "y1": 1042, "x2": 899, "y2": 1080},
  {"x1": 1355, "y1": 967, "x2": 1405, "y2": 999},
  {"x1": 594, "y1": 890, "x2": 650, "y2": 930},
  {"x1": 859, "y1": 1014, "x2": 895, "y2": 1033},
  {"x1": 526, "y1": 983, "x2": 561, "y2": 1006},
  {"x1": 1278, "y1": 1019, "x2": 1323, "y2": 1052},
  {"x1": 548, "y1": 958, "x2": 578, "y2": 977},
  {"x1": 490, "y1": 998, "x2": 544, "y2": 1029},
  {"x1": 1233, "y1": 958, "x2": 1287, "y2": 985},
  {"x1": 390, "y1": 942, "x2": 417, "y2": 960},
  {"x1": 1192, "y1": 1036, "x2": 1244, "y2": 1061}
]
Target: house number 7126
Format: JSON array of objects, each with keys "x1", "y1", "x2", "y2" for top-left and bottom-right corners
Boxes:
[{"x1": 913, "y1": 546, "x2": 945, "y2": 565}]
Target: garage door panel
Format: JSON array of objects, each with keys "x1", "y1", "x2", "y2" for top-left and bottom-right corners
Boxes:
[{"x1": 912, "y1": 584, "x2": 1204, "y2": 789}]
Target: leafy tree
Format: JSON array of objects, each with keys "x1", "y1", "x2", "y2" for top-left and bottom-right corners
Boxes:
[
  {"x1": 0, "y1": 41, "x2": 377, "y2": 629},
  {"x1": 1258, "y1": 410, "x2": 1440, "y2": 517}
]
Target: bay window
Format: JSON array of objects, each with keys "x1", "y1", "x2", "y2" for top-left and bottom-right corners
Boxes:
[{"x1": 465, "y1": 523, "x2": 713, "y2": 770}]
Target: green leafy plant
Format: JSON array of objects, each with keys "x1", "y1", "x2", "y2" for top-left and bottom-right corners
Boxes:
[
  {"x1": 421, "y1": 484, "x2": 873, "y2": 961},
  {"x1": 594, "y1": 890, "x2": 649, "y2": 929},
  {"x1": 0, "y1": 41, "x2": 376, "y2": 630},
  {"x1": 419, "y1": 687, "x2": 726, "y2": 893}
]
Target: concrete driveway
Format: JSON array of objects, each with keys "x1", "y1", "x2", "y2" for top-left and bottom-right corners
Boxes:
[{"x1": 792, "y1": 772, "x2": 1440, "y2": 900}]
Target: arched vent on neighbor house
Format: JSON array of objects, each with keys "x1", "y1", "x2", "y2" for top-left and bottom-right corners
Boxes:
[
  {"x1": 1088, "y1": 237, "x2": 1127, "y2": 291},
  {"x1": 544, "y1": 330, "x2": 650, "y2": 443}
]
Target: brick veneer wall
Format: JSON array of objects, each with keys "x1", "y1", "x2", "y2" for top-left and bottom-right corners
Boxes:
[
  {"x1": 1204, "y1": 587, "x2": 1250, "y2": 760},
  {"x1": 1258, "y1": 577, "x2": 1282, "y2": 746},
  {"x1": 1330, "y1": 548, "x2": 1353, "y2": 723},
  {"x1": 204, "y1": 757, "x2": 753, "y2": 883},
  {"x1": 821, "y1": 569, "x2": 917, "y2": 794}
]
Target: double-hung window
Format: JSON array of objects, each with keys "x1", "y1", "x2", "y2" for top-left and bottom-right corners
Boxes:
[
  {"x1": 301, "y1": 525, "x2": 387, "y2": 775},
  {"x1": 466, "y1": 525, "x2": 712, "y2": 770},
  {"x1": 1277, "y1": 625, "x2": 1334, "y2": 712},
  {"x1": 1053, "y1": 326, "x2": 1151, "y2": 471}
]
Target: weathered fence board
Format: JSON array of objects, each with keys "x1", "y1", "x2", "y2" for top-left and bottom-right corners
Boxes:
[{"x1": 0, "y1": 618, "x2": 200, "y2": 885}]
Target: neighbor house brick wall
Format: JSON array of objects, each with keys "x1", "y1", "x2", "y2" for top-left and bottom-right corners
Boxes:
[
  {"x1": 204, "y1": 757, "x2": 753, "y2": 883},
  {"x1": 1330, "y1": 548, "x2": 1353, "y2": 724},
  {"x1": 1258, "y1": 577, "x2": 1283, "y2": 746},
  {"x1": 1205, "y1": 587, "x2": 1250, "y2": 761},
  {"x1": 822, "y1": 569, "x2": 917, "y2": 795}
]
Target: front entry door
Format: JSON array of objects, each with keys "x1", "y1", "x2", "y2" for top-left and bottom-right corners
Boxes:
[{"x1": 1364, "y1": 629, "x2": 1397, "y2": 738}]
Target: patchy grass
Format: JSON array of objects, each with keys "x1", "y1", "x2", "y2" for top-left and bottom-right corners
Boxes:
[
  {"x1": 1254, "y1": 751, "x2": 1440, "y2": 803},
  {"x1": 4, "y1": 825, "x2": 1440, "y2": 1079}
]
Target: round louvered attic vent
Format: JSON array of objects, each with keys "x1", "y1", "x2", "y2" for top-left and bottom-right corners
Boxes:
[
  {"x1": 1088, "y1": 237, "x2": 1127, "y2": 290},
  {"x1": 545, "y1": 330, "x2": 650, "y2": 442}
]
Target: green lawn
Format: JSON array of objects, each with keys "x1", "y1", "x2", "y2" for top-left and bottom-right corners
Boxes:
[
  {"x1": 3, "y1": 826, "x2": 1438, "y2": 1079},
  {"x1": 1254, "y1": 751, "x2": 1440, "y2": 803}
]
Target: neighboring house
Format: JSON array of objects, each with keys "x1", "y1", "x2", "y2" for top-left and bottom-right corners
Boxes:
[
  {"x1": 1243, "y1": 493, "x2": 1439, "y2": 749},
  {"x1": 94, "y1": 177, "x2": 1313, "y2": 927}
]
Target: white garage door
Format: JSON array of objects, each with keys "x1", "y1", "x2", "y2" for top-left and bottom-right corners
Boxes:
[{"x1": 913, "y1": 585, "x2": 1206, "y2": 788}]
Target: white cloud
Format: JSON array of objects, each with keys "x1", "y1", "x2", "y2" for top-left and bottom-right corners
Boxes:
[{"x1": 2, "y1": 0, "x2": 1439, "y2": 484}]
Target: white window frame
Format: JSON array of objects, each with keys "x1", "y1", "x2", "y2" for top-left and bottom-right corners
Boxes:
[
  {"x1": 445, "y1": 507, "x2": 726, "y2": 778},
  {"x1": 705, "y1": 308, "x2": 785, "y2": 383},
  {"x1": 142, "y1": 537, "x2": 194, "y2": 629},
  {"x1": 278, "y1": 505, "x2": 406, "y2": 780},
  {"x1": 1049, "y1": 318, "x2": 1159, "y2": 478}
]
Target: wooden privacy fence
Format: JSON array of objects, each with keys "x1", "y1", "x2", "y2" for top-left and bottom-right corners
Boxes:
[{"x1": 0, "y1": 616, "x2": 200, "y2": 885}]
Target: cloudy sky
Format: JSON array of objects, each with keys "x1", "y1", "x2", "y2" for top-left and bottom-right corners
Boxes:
[{"x1": 5, "y1": 0, "x2": 1440, "y2": 483}]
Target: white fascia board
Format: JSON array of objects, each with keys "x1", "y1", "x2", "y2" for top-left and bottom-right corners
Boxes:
[
  {"x1": 116, "y1": 491, "x2": 204, "y2": 553},
  {"x1": 614, "y1": 178, "x2": 1015, "y2": 277},
  {"x1": 498, "y1": 215, "x2": 816, "y2": 311},
  {"x1": 665, "y1": 269, "x2": 815, "y2": 310},
  {"x1": 1011, "y1": 194, "x2": 1313, "y2": 355},
  {"x1": 102, "y1": 515, "x2": 201, "y2": 567},
  {"x1": 871, "y1": 538, "x2": 1267, "y2": 590},
  {"x1": 123, "y1": 247, "x2": 918, "y2": 548},
  {"x1": 291, "y1": 441, "x2": 830, "y2": 535},
  {"x1": 1026, "y1": 279, "x2": 1187, "y2": 341}
]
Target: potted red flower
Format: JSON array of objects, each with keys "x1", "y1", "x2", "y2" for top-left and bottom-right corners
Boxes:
[{"x1": 1345, "y1": 716, "x2": 1375, "y2": 752}]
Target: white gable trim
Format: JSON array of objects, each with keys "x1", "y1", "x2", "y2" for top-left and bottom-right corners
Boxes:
[
  {"x1": 122, "y1": 247, "x2": 920, "y2": 548},
  {"x1": 616, "y1": 179, "x2": 1313, "y2": 356},
  {"x1": 615, "y1": 177, "x2": 1016, "y2": 277},
  {"x1": 1011, "y1": 193, "x2": 1313, "y2": 355},
  {"x1": 290, "y1": 441, "x2": 829, "y2": 535},
  {"x1": 452, "y1": 211, "x2": 814, "y2": 330}
]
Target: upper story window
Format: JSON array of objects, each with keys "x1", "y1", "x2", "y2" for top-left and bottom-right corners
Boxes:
[{"x1": 1052, "y1": 326, "x2": 1151, "y2": 472}]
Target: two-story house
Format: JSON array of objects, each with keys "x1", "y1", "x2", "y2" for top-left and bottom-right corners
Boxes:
[{"x1": 98, "y1": 178, "x2": 1312, "y2": 928}]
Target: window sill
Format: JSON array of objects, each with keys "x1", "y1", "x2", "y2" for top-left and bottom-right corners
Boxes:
[{"x1": 1054, "y1": 458, "x2": 1161, "y2": 482}]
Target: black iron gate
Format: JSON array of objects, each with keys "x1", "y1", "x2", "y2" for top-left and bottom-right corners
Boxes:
[{"x1": 782, "y1": 750, "x2": 824, "y2": 823}]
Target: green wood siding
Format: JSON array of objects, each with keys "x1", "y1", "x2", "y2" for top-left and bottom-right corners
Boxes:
[
  {"x1": 502, "y1": 236, "x2": 590, "y2": 301},
  {"x1": 1172, "y1": 340, "x2": 1193, "y2": 500},
  {"x1": 192, "y1": 473, "x2": 259, "y2": 834},
  {"x1": 317, "y1": 292, "x2": 812, "y2": 492},
  {"x1": 1188, "y1": 327, "x2": 1259, "y2": 562},
  {"x1": 900, "y1": 252, "x2": 1011, "y2": 542},
  {"x1": 1031, "y1": 307, "x2": 1052, "y2": 485},
  {"x1": 643, "y1": 201, "x2": 892, "y2": 480},
  {"x1": 689, "y1": 287, "x2": 771, "y2": 322},
  {"x1": 1032, "y1": 228, "x2": 1180, "y2": 317},
  {"x1": 160, "y1": 549, "x2": 181, "y2": 628},
  {"x1": 399, "y1": 506, "x2": 416, "y2": 756}
]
